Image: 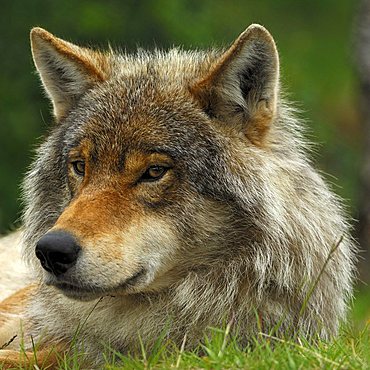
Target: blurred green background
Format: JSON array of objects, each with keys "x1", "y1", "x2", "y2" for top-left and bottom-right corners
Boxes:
[{"x1": 0, "y1": 0, "x2": 361, "y2": 233}]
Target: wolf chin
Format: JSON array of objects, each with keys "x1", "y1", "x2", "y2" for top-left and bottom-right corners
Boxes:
[{"x1": 0, "y1": 24, "x2": 356, "y2": 367}]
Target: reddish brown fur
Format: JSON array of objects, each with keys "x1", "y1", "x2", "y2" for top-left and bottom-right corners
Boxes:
[
  {"x1": 54, "y1": 147, "x2": 177, "y2": 258},
  {"x1": 0, "y1": 345, "x2": 66, "y2": 369},
  {"x1": 246, "y1": 100, "x2": 275, "y2": 147},
  {"x1": 0, "y1": 285, "x2": 34, "y2": 327},
  {"x1": 0, "y1": 286, "x2": 69, "y2": 368},
  {"x1": 31, "y1": 27, "x2": 108, "y2": 82}
]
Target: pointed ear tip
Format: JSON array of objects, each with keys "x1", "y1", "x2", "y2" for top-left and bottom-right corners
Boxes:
[
  {"x1": 242, "y1": 23, "x2": 275, "y2": 43},
  {"x1": 247, "y1": 23, "x2": 269, "y2": 32},
  {"x1": 30, "y1": 27, "x2": 54, "y2": 44}
]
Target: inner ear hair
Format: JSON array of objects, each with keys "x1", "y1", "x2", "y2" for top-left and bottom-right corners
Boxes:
[
  {"x1": 191, "y1": 24, "x2": 280, "y2": 146},
  {"x1": 30, "y1": 27, "x2": 110, "y2": 121}
]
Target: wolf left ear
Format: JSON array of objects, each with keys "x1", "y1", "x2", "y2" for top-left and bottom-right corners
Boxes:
[
  {"x1": 191, "y1": 24, "x2": 279, "y2": 146},
  {"x1": 30, "y1": 28, "x2": 110, "y2": 121}
]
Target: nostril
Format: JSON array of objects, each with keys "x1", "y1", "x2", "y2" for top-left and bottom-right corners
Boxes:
[
  {"x1": 50, "y1": 251, "x2": 78, "y2": 265},
  {"x1": 35, "y1": 249, "x2": 44, "y2": 261},
  {"x1": 35, "y1": 247, "x2": 53, "y2": 273}
]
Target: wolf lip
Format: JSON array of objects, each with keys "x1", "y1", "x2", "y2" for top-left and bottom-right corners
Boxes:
[{"x1": 50, "y1": 268, "x2": 147, "y2": 298}]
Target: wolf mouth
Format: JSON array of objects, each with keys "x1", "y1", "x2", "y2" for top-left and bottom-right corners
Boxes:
[{"x1": 50, "y1": 268, "x2": 147, "y2": 299}]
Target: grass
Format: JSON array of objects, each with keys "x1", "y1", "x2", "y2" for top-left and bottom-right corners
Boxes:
[
  {"x1": 1, "y1": 291, "x2": 369, "y2": 369},
  {"x1": 50, "y1": 289, "x2": 370, "y2": 369},
  {"x1": 2, "y1": 283, "x2": 369, "y2": 369},
  {"x1": 54, "y1": 320, "x2": 370, "y2": 369}
]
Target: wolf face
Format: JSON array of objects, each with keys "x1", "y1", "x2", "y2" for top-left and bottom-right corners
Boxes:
[
  {"x1": 20, "y1": 25, "x2": 355, "y2": 346},
  {"x1": 29, "y1": 81, "x2": 232, "y2": 301}
]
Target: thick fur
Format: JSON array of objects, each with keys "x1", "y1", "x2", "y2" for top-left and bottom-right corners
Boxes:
[
  {"x1": 0, "y1": 24, "x2": 356, "y2": 367},
  {"x1": 0, "y1": 231, "x2": 30, "y2": 302}
]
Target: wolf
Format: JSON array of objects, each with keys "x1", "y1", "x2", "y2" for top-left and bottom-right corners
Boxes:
[{"x1": 0, "y1": 24, "x2": 356, "y2": 367}]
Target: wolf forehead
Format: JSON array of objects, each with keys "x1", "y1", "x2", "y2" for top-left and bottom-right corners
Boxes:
[
  {"x1": 31, "y1": 24, "x2": 282, "y2": 182},
  {"x1": 61, "y1": 51, "x2": 223, "y2": 160}
]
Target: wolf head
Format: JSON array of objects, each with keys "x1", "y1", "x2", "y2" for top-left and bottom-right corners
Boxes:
[
  {"x1": 23, "y1": 25, "x2": 280, "y2": 300},
  {"x1": 23, "y1": 24, "x2": 353, "y2": 336}
]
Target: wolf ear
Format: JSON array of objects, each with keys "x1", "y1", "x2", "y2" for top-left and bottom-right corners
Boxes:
[
  {"x1": 30, "y1": 28, "x2": 110, "y2": 120},
  {"x1": 191, "y1": 24, "x2": 279, "y2": 146}
]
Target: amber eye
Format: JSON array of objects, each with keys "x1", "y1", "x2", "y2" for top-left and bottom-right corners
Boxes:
[
  {"x1": 141, "y1": 165, "x2": 168, "y2": 182},
  {"x1": 71, "y1": 160, "x2": 85, "y2": 176}
]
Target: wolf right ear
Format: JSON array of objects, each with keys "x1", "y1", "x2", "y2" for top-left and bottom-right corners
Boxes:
[
  {"x1": 191, "y1": 24, "x2": 279, "y2": 146},
  {"x1": 30, "y1": 28, "x2": 110, "y2": 121}
]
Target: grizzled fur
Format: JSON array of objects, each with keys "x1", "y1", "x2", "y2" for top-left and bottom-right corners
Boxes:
[{"x1": 0, "y1": 24, "x2": 356, "y2": 367}]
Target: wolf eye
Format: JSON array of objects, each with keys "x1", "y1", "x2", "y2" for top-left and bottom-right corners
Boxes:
[
  {"x1": 141, "y1": 166, "x2": 168, "y2": 182},
  {"x1": 71, "y1": 160, "x2": 85, "y2": 176}
]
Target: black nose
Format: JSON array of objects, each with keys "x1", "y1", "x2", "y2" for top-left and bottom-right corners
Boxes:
[{"x1": 35, "y1": 231, "x2": 81, "y2": 276}]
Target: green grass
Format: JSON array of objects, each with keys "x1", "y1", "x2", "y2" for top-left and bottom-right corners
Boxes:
[
  {"x1": 2, "y1": 289, "x2": 369, "y2": 369},
  {"x1": 57, "y1": 323, "x2": 369, "y2": 369},
  {"x1": 55, "y1": 289, "x2": 370, "y2": 369}
]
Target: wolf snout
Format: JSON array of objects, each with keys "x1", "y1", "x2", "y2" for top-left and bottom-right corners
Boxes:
[{"x1": 35, "y1": 230, "x2": 81, "y2": 276}]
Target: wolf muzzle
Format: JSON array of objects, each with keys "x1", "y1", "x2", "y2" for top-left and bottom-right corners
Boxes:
[{"x1": 35, "y1": 231, "x2": 80, "y2": 276}]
